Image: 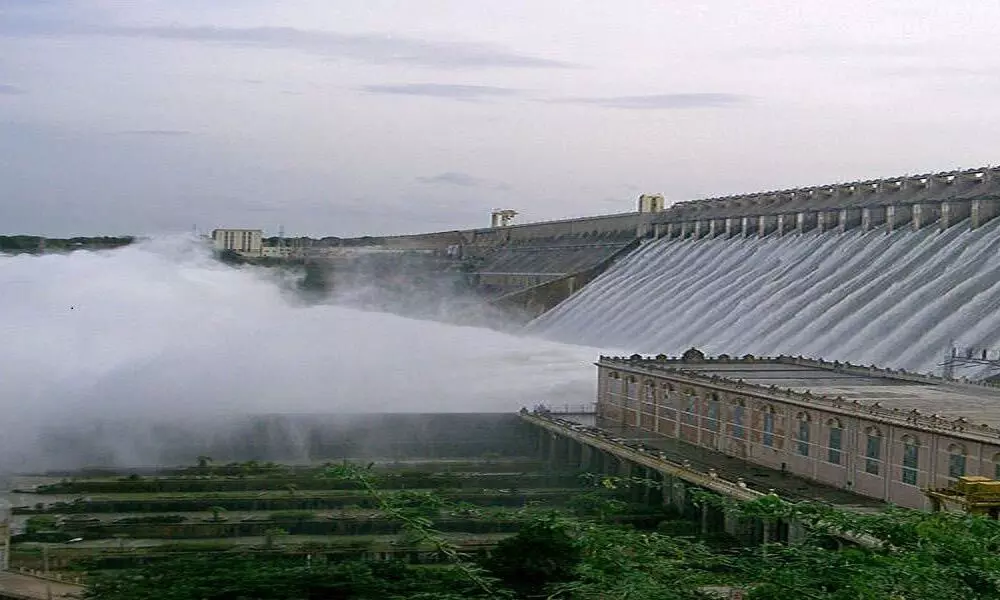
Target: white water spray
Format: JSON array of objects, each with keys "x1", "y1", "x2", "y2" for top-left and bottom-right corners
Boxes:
[
  {"x1": 527, "y1": 219, "x2": 1000, "y2": 374},
  {"x1": 0, "y1": 237, "x2": 600, "y2": 469}
]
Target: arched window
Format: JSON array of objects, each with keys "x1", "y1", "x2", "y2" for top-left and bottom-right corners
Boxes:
[
  {"x1": 901, "y1": 435, "x2": 920, "y2": 485},
  {"x1": 625, "y1": 376, "x2": 637, "y2": 408},
  {"x1": 795, "y1": 412, "x2": 811, "y2": 456},
  {"x1": 706, "y1": 393, "x2": 721, "y2": 432},
  {"x1": 658, "y1": 383, "x2": 677, "y2": 420},
  {"x1": 865, "y1": 426, "x2": 883, "y2": 475},
  {"x1": 948, "y1": 444, "x2": 967, "y2": 480},
  {"x1": 827, "y1": 418, "x2": 844, "y2": 465},
  {"x1": 605, "y1": 372, "x2": 621, "y2": 401},
  {"x1": 732, "y1": 399, "x2": 746, "y2": 440},
  {"x1": 762, "y1": 405, "x2": 776, "y2": 447},
  {"x1": 640, "y1": 381, "x2": 656, "y2": 419},
  {"x1": 683, "y1": 390, "x2": 698, "y2": 426},
  {"x1": 994, "y1": 453, "x2": 1000, "y2": 480}
]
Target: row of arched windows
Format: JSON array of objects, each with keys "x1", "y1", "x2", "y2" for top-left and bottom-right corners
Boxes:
[
  {"x1": 819, "y1": 418, "x2": 886, "y2": 473},
  {"x1": 605, "y1": 374, "x2": 765, "y2": 440},
  {"x1": 789, "y1": 414, "x2": 976, "y2": 486},
  {"x1": 603, "y1": 372, "x2": 981, "y2": 486}
]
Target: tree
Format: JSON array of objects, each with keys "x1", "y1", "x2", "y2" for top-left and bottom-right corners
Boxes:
[
  {"x1": 485, "y1": 515, "x2": 583, "y2": 598},
  {"x1": 83, "y1": 555, "x2": 497, "y2": 600},
  {"x1": 196, "y1": 456, "x2": 212, "y2": 470},
  {"x1": 263, "y1": 527, "x2": 287, "y2": 549},
  {"x1": 567, "y1": 492, "x2": 627, "y2": 522},
  {"x1": 325, "y1": 463, "x2": 511, "y2": 599},
  {"x1": 25, "y1": 515, "x2": 58, "y2": 534}
]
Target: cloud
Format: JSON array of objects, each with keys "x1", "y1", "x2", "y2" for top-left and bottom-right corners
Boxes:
[
  {"x1": 6, "y1": 23, "x2": 576, "y2": 70},
  {"x1": 115, "y1": 129, "x2": 192, "y2": 136},
  {"x1": 742, "y1": 42, "x2": 929, "y2": 60},
  {"x1": 0, "y1": 83, "x2": 24, "y2": 95},
  {"x1": 551, "y1": 93, "x2": 749, "y2": 110},
  {"x1": 361, "y1": 83, "x2": 520, "y2": 101},
  {"x1": 417, "y1": 172, "x2": 511, "y2": 191},
  {"x1": 874, "y1": 65, "x2": 1000, "y2": 79}
]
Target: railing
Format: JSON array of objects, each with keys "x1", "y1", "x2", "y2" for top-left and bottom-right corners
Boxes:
[
  {"x1": 530, "y1": 403, "x2": 597, "y2": 415},
  {"x1": 522, "y1": 412, "x2": 882, "y2": 548}
]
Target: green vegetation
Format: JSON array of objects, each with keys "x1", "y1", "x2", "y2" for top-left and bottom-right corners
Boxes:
[
  {"x1": 74, "y1": 465, "x2": 1000, "y2": 600},
  {"x1": 33, "y1": 471, "x2": 578, "y2": 494},
  {"x1": 0, "y1": 235, "x2": 133, "y2": 254},
  {"x1": 24, "y1": 515, "x2": 58, "y2": 534},
  {"x1": 85, "y1": 555, "x2": 492, "y2": 600}
]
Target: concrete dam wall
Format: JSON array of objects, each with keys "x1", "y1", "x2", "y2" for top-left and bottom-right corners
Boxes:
[
  {"x1": 26, "y1": 414, "x2": 536, "y2": 470},
  {"x1": 526, "y1": 216, "x2": 1000, "y2": 375},
  {"x1": 353, "y1": 167, "x2": 1000, "y2": 308},
  {"x1": 474, "y1": 231, "x2": 637, "y2": 296}
]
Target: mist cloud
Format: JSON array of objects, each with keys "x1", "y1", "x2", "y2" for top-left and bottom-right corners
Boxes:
[{"x1": 0, "y1": 238, "x2": 599, "y2": 470}]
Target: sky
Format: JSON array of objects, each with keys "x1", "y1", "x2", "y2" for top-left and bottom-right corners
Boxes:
[{"x1": 2, "y1": 1, "x2": 1000, "y2": 237}]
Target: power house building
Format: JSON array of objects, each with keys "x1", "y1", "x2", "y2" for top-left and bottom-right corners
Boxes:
[{"x1": 597, "y1": 351, "x2": 1000, "y2": 511}]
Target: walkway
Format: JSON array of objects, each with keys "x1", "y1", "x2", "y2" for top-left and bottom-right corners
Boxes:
[{"x1": 0, "y1": 572, "x2": 83, "y2": 600}]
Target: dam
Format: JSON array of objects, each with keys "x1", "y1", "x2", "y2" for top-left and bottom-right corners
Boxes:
[
  {"x1": 314, "y1": 165, "x2": 1000, "y2": 377},
  {"x1": 525, "y1": 216, "x2": 1000, "y2": 374}
]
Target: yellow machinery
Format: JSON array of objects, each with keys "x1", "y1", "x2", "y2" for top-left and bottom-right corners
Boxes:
[{"x1": 926, "y1": 476, "x2": 1000, "y2": 517}]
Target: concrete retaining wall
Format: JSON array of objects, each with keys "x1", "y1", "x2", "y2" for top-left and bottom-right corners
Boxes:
[{"x1": 490, "y1": 238, "x2": 643, "y2": 319}]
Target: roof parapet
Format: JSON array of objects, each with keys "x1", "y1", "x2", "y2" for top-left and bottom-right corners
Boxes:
[{"x1": 598, "y1": 352, "x2": 1000, "y2": 442}]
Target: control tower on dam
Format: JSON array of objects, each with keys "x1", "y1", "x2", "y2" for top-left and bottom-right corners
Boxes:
[{"x1": 526, "y1": 166, "x2": 1000, "y2": 377}]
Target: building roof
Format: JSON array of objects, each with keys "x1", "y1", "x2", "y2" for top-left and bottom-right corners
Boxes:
[{"x1": 599, "y1": 353, "x2": 1000, "y2": 443}]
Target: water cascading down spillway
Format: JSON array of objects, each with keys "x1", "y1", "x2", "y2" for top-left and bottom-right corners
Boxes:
[{"x1": 525, "y1": 218, "x2": 1000, "y2": 374}]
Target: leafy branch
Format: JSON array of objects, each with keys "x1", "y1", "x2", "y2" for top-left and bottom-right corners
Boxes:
[{"x1": 325, "y1": 462, "x2": 512, "y2": 599}]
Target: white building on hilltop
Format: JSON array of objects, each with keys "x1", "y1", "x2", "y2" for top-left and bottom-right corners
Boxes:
[{"x1": 212, "y1": 229, "x2": 263, "y2": 257}]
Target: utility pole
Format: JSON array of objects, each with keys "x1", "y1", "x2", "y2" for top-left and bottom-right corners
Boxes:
[
  {"x1": 940, "y1": 342, "x2": 1000, "y2": 381},
  {"x1": 943, "y1": 344, "x2": 956, "y2": 379}
]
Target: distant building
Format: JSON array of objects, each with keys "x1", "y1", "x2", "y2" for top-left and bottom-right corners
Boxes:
[
  {"x1": 490, "y1": 209, "x2": 518, "y2": 228},
  {"x1": 212, "y1": 229, "x2": 263, "y2": 257},
  {"x1": 597, "y1": 352, "x2": 1000, "y2": 511},
  {"x1": 261, "y1": 245, "x2": 294, "y2": 259},
  {"x1": 637, "y1": 194, "x2": 665, "y2": 213}
]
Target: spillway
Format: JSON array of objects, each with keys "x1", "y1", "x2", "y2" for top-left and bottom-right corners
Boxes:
[{"x1": 526, "y1": 218, "x2": 1000, "y2": 374}]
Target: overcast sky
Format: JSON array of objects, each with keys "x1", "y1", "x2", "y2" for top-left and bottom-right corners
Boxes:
[{"x1": 2, "y1": 1, "x2": 1000, "y2": 237}]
